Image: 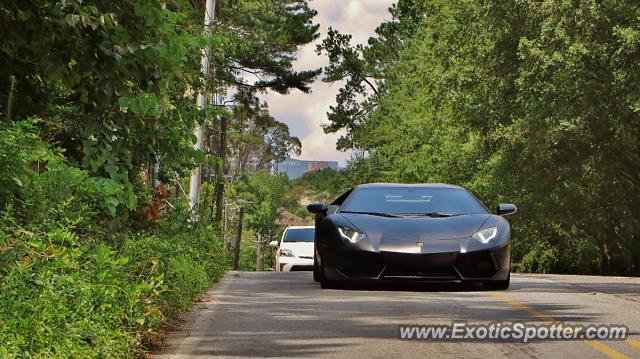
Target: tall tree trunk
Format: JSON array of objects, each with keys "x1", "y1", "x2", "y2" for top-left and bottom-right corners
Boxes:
[
  {"x1": 232, "y1": 207, "x2": 244, "y2": 270},
  {"x1": 213, "y1": 114, "x2": 227, "y2": 224}
]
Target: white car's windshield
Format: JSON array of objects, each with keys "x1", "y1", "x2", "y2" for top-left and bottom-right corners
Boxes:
[{"x1": 283, "y1": 228, "x2": 314, "y2": 242}]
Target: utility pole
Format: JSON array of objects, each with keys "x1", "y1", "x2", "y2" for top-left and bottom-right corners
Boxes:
[
  {"x1": 232, "y1": 206, "x2": 244, "y2": 270},
  {"x1": 189, "y1": 0, "x2": 216, "y2": 212}
]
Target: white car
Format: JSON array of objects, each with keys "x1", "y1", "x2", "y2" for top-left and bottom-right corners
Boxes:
[{"x1": 270, "y1": 226, "x2": 314, "y2": 272}]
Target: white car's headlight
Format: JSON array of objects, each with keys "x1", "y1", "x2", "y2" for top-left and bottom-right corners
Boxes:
[
  {"x1": 279, "y1": 248, "x2": 294, "y2": 257},
  {"x1": 338, "y1": 226, "x2": 367, "y2": 243},
  {"x1": 472, "y1": 227, "x2": 498, "y2": 243}
]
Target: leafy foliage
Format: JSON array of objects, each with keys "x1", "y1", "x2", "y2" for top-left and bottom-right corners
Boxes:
[
  {"x1": 315, "y1": 0, "x2": 426, "y2": 149},
  {"x1": 215, "y1": 0, "x2": 321, "y2": 93},
  {"x1": 291, "y1": 167, "x2": 350, "y2": 203},
  {"x1": 0, "y1": 0, "x2": 320, "y2": 215},
  {"x1": 0, "y1": 119, "x2": 227, "y2": 357},
  {"x1": 0, "y1": 215, "x2": 226, "y2": 358},
  {"x1": 0, "y1": 0, "x2": 206, "y2": 213},
  {"x1": 227, "y1": 90, "x2": 301, "y2": 175},
  {"x1": 233, "y1": 170, "x2": 294, "y2": 236},
  {"x1": 0, "y1": 0, "x2": 321, "y2": 356},
  {"x1": 320, "y1": 0, "x2": 640, "y2": 275}
]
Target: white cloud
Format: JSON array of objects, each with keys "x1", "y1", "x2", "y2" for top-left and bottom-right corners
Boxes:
[{"x1": 262, "y1": 0, "x2": 396, "y2": 166}]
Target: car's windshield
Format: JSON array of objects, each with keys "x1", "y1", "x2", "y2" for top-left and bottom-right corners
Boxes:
[
  {"x1": 340, "y1": 187, "x2": 487, "y2": 215},
  {"x1": 283, "y1": 228, "x2": 315, "y2": 242}
]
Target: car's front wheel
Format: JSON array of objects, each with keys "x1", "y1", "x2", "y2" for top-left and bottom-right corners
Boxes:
[
  {"x1": 320, "y1": 275, "x2": 338, "y2": 289},
  {"x1": 484, "y1": 272, "x2": 510, "y2": 290},
  {"x1": 313, "y1": 256, "x2": 320, "y2": 282},
  {"x1": 318, "y1": 260, "x2": 339, "y2": 289}
]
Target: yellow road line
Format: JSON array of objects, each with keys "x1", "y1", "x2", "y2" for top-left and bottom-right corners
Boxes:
[
  {"x1": 485, "y1": 291, "x2": 560, "y2": 324},
  {"x1": 625, "y1": 339, "x2": 640, "y2": 351},
  {"x1": 485, "y1": 291, "x2": 630, "y2": 359},
  {"x1": 584, "y1": 340, "x2": 631, "y2": 359}
]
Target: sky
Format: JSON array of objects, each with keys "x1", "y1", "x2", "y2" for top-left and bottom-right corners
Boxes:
[{"x1": 260, "y1": 0, "x2": 396, "y2": 167}]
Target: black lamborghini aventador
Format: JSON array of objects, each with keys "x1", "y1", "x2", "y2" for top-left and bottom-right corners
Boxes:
[{"x1": 307, "y1": 183, "x2": 517, "y2": 290}]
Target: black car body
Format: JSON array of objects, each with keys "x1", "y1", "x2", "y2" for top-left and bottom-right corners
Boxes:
[{"x1": 307, "y1": 183, "x2": 517, "y2": 289}]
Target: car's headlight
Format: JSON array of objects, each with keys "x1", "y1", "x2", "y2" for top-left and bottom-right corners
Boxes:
[
  {"x1": 472, "y1": 227, "x2": 498, "y2": 243},
  {"x1": 338, "y1": 226, "x2": 367, "y2": 243},
  {"x1": 279, "y1": 248, "x2": 294, "y2": 257}
]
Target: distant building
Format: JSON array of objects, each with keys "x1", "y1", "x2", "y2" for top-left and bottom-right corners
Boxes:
[{"x1": 275, "y1": 157, "x2": 339, "y2": 179}]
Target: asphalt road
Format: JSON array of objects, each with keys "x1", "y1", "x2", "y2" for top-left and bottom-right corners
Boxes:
[{"x1": 154, "y1": 272, "x2": 640, "y2": 359}]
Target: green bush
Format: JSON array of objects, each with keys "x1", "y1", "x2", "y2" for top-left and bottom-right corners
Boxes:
[
  {"x1": 512, "y1": 242, "x2": 559, "y2": 274},
  {"x1": 119, "y1": 227, "x2": 227, "y2": 320},
  {"x1": 0, "y1": 119, "x2": 44, "y2": 209},
  {"x1": 0, "y1": 218, "x2": 227, "y2": 358},
  {"x1": 0, "y1": 119, "x2": 228, "y2": 358}
]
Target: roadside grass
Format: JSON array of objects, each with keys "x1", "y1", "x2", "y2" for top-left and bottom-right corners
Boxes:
[{"x1": 0, "y1": 221, "x2": 227, "y2": 358}]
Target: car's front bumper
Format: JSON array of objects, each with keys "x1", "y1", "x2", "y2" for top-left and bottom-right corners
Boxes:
[
  {"x1": 278, "y1": 257, "x2": 314, "y2": 272},
  {"x1": 322, "y1": 243, "x2": 510, "y2": 282}
]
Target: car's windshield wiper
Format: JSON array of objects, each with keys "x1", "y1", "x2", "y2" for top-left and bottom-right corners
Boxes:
[
  {"x1": 340, "y1": 211, "x2": 400, "y2": 218},
  {"x1": 398, "y1": 212, "x2": 458, "y2": 218}
]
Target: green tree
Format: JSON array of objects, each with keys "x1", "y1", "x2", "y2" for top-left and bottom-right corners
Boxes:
[
  {"x1": 0, "y1": 0, "x2": 320, "y2": 215},
  {"x1": 214, "y1": 0, "x2": 321, "y2": 93},
  {"x1": 315, "y1": 0, "x2": 426, "y2": 149},
  {"x1": 320, "y1": 0, "x2": 640, "y2": 276},
  {"x1": 0, "y1": 0, "x2": 206, "y2": 213},
  {"x1": 227, "y1": 89, "x2": 301, "y2": 176}
]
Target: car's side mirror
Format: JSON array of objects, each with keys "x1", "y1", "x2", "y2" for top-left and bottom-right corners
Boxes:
[
  {"x1": 307, "y1": 203, "x2": 328, "y2": 214},
  {"x1": 268, "y1": 240, "x2": 279, "y2": 249},
  {"x1": 496, "y1": 203, "x2": 517, "y2": 216}
]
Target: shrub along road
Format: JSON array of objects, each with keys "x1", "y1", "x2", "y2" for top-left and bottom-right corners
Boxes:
[{"x1": 155, "y1": 272, "x2": 640, "y2": 358}]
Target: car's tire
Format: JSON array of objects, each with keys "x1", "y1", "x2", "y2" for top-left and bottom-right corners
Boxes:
[
  {"x1": 319, "y1": 261, "x2": 338, "y2": 289},
  {"x1": 485, "y1": 272, "x2": 510, "y2": 290},
  {"x1": 313, "y1": 257, "x2": 320, "y2": 282},
  {"x1": 320, "y1": 277, "x2": 339, "y2": 289}
]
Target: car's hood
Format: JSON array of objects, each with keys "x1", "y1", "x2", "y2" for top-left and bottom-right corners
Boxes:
[
  {"x1": 340, "y1": 213, "x2": 490, "y2": 241},
  {"x1": 280, "y1": 242, "x2": 314, "y2": 257}
]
